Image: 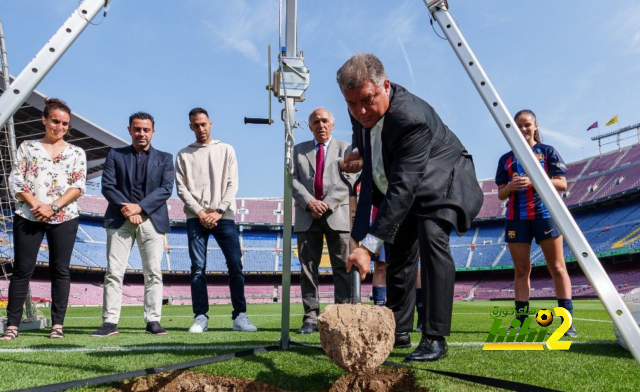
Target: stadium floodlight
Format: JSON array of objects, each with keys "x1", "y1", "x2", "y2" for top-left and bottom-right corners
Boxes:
[
  {"x1": 422, "y1": 0, "x2": 640, "y2": 365},
  {"x1": 0, "y1": 0, "x2": 111, "y2": 132}
]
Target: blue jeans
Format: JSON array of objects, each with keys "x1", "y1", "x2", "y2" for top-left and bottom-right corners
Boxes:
[{"x1": 187, "y1": 218, "x2": 247, "y2": 319}]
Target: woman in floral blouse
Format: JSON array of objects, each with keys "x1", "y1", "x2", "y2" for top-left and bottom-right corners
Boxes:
[{"x1": 1, "y1": 98, "x2": 86, "y2": 340}]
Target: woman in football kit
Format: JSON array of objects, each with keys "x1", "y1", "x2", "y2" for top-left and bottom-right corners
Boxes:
[{"x1": 495, "y1": 109, "x2": 576, "y2": 337}]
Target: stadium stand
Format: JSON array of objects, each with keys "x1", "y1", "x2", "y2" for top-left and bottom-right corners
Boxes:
[{"x1": 4, "y1": 141, "x2": 639, "y2": 306}]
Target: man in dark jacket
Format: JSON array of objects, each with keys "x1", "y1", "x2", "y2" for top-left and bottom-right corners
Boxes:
[
  {"x1": 91, "y1": 111, "x2": 174, "y2": 337},
  {"x1": 339, "y1": 53, "x2": 483, "y2": 362}
]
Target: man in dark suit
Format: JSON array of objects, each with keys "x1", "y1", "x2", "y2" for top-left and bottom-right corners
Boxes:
[
  {"x1": 91, "y1": 111, "x2": 174, "y2": 337},
  {"x1": 339, "y1": 53, "x2": 483, "y2": 362},
  {"x1": 291, "y1": 108, "x2": 353, "y2": 334}
]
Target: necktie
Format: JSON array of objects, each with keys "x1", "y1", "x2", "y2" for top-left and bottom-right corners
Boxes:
[
  {"x1": 352, "y1": 128, "x2": 373, "y2": 242},
  {"x1": 314, "y1": 142, "x2": 325, "y2": 200}
]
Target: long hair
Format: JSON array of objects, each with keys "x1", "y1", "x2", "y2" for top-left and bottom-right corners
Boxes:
[{"x1": 514, "y1": 109, "x2": 541, "y2": 143}]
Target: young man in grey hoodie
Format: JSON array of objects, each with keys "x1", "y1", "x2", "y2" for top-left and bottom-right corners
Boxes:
[{"x1": 175, "y1": 108, "x2": 257, "y2": 333}]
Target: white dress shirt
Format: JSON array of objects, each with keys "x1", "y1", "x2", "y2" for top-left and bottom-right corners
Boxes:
[
  {"x1": 361, "y1": 117, "x2": 387, "y2": 254},
  {"x1": 314, "y1": 137, "x2": 331, "y2": 161}
]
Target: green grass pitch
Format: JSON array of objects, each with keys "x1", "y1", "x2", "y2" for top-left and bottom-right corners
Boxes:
[{"x1": 0, "y1": 300, "x2": 639, "y2": 391}]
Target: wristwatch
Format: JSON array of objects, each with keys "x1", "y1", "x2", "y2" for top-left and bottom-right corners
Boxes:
[
  {"x1": 215, "y1": 208, "x2": 225, "y2": 215},
  {"x1": 50, "y1": 203, "x2": 60, "y2": 214}
]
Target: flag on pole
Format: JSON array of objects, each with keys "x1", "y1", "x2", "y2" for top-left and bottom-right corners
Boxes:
[
  {"x1": 606, "y1": 115, "x2": 618, "y2": 126},
  {"x1": 586, "y1": 121, "x2": 598, "y2": 131}
]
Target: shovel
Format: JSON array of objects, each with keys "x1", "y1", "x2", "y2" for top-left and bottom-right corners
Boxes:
[{"x1": 339, "y1": 163, "x2": 361, "y2": 304}]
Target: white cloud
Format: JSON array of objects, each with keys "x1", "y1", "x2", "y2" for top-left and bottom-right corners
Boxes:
[
  {"x1": 396, "y1": 35, "x2": 416, "y2": 91},
  {"x1": 539, "y1": 127, "x2": 584, "y2": 150},
  {"x1": 478, "y1": 12, "x2": 510, "y2": 28},
  {"x1": 202, "y1": 1, "x2": 277, "y2": 64},
  {"x1": 606, "y1": 3, "x2": 640, "y2": 54}
]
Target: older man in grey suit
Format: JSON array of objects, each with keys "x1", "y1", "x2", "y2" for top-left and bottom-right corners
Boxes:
[{"x1": 292, "y1": 108, "x2": 353, "y2": 334}]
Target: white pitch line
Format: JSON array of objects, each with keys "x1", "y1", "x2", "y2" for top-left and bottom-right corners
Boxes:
[
  {"x1": 573, "y1": 318, "x2": 613, "y2": 323},
  {"x1": 0, "y1": 344, "x2": 286, "y2": 354},
  {"x1": 0, "y1": 341, "x2": 619, "y2": 354}
]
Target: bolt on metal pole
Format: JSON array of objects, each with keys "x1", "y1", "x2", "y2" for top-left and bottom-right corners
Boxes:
[
  {"x1": 280, "y1": 0, "x2": 298, "y2": 351},
  {"x1": 423, "y1": 0, "x2": 640, "y2": 365}
]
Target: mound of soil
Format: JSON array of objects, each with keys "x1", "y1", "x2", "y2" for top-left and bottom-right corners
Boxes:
[
  {"x1": 111, "y1": 368, "x2": 427, "y2": 392},
  {"x1": 111, "y1": 371, "x2": 291, "y2": 392},
  {"x1": 329, "y1": 368, "x2": 429, "y2": 392}
]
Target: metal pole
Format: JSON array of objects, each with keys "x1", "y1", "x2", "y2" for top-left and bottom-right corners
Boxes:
[
  {"x1": 279, "y1": 0, "x2": 297, "y2": 351},
  {"x1": 0, "y1": 0, "x2": 110, "y2": 131},
  {"x1": 0, "y1": 17, "x2": 37, "y2": 321},
  {"x1": 425, "y1": 0, "x2": 640, "y2": 365},
  {"x1": 0, "y1": 18, "x2": 17, "y2": 163}
]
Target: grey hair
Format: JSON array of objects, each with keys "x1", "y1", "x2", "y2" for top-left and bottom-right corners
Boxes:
[
  {"x1": 336, "y1": 53, "x2": 387, "y2": 90},
  {"x1": 309, "y1": 107, "x2": 335, "y2": 125}
]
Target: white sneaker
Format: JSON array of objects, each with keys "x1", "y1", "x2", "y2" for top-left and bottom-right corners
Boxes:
[
  {"x1": 232, "y1": 312, "x2": 257, "y2": 332},
  {"x1": 188, "y1": 314, "x2": 208, "y2": 333}
]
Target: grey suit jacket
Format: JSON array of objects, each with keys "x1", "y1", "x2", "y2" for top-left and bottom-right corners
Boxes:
[{"x1": 292, "y1": 138, "x2": 353, "y2": 233}]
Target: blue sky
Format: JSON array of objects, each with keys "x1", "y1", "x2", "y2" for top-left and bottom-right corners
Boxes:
[{"x1": 2, "y1": 0, "x2": 640, "y2": 197}]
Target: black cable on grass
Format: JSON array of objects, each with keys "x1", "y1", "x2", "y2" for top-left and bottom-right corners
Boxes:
[
  {"x1": 10, "y1": 345, "x2": 280, "y2": 392},
  {"x1": 12, "y1": 342, "x2": 560, "y2": 392},
  {"x1": 290, "y1": 341, "x2": 561, "y2": 392}
]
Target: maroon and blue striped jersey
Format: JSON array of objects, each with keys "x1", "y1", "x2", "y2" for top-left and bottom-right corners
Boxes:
[{"x1": 495, "y1": 143, "x2": 567, "y2": 220}]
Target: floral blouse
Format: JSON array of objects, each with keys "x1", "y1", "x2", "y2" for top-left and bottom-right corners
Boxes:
[{"x1": 9, "y1": 140, "x2": 86, "y2": 224}]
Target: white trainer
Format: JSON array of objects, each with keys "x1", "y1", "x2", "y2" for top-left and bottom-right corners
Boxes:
[
  {"x1": 188, "y1": 314, "x2": 208, "y2": 333},
  {"x1": 232, "y1": 312, "x2": 258, "y2": 332}
]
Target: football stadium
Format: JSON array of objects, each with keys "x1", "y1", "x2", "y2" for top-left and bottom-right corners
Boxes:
[{"x1": 1, "y1": 1, "x2": 640, "y2": 391}]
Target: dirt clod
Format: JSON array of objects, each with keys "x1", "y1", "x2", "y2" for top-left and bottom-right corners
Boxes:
[
  {"x1": 329, "y1": 368, "x2": 429, "y2": 392},
  {"x1": 318, "y1": 304, "x2": 396, "y2": 374},
  {"x1": 111, "y1": 371, "x2": 291, "y2": 392}
]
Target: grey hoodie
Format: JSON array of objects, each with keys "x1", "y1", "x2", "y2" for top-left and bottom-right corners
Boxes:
[{"x1": 175, "y1": 139, "x2": 238, "y2": 220}]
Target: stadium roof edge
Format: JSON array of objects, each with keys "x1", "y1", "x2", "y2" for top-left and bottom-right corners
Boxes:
[
  {"x1": 2, "y1": 71, "x2": 129, "y2": 180},
  {"x1": 24, "y1": 86, "x2": 129, "y2": 148}
]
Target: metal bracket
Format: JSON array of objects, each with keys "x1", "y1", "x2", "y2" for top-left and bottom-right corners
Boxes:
[{"x1": 273, "y1": 56, "x2": 309, "y2": 102}]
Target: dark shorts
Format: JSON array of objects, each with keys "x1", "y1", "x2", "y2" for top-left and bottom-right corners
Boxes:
[{"x1": 505, "y1": 218, "x2": 561, "y2": 244}]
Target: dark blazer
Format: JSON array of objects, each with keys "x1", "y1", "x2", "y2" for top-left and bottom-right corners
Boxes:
[
  {"x1": 351, "y1": 83, "x2": 483, "y2": 243},
  {"x1": 102, "y1": 145, "x2": 175, "y2": 233}
]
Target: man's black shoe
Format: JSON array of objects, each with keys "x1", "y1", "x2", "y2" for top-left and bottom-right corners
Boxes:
[
  {"x1": 146, "y1": 321, "x2": 167, "y2": 335},
  {"x1": 296, "y1": 322, "x2": 318, "y2": 334},
  {"x1": 394, "y1": 332, "x2": 411, "y2": 349},
  {"x1": 91, "y1": 322, "x2": 119, "y2": 338},
  {"x1": 404, "y1": 337, "x2": 448, "y2": 362}
]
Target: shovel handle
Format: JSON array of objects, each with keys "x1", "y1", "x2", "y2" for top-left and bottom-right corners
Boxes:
[
  {"x1": 339, "y1": 164, "x2": 362, "y2": 304},
  {"x1": 350, "y1": 267, "x2": 361, "y2": 304}
]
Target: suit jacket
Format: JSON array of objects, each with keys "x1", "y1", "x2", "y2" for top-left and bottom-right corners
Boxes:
[
  {"x1": 292, "y1": 138, "x2": 354, "y2": 233},
  {"x1": 102, "y1": 145, "x2": 175, "y2": 233},
  {"x1": 351, "y1": 83, "x2": 483, "y2": 243}
]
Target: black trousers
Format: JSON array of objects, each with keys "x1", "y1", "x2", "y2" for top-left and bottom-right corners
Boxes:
[
  {"x1": 385, "y1": 214, "x2": 455, "y2": 336},
  {"x1": 7, "y1": 215, "x2": 79, "y2": 327},
  {"x1": 296, "y1": 218, "x2": 351, "y2": 324}
]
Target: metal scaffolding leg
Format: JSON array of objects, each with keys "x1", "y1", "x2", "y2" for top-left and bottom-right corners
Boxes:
[
  {"x1": 0, "y1": 0, "x2": 110, "y2": 130},
  {"x1": 279, "y1": 0, "x2": 298, "y2": 351},
  {"x1": 423, "y1": 0, "x2": 640, "y2": 365},
  {"x1": 0, "y1": 16, "x2": 49, "y2": 332}
]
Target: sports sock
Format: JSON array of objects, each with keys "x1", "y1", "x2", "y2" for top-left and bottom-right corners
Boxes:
[
  {"x1": 557, "y1": 298, "x2": 574, "y2": 317},
  {"x1": 372, "y1": 286, "x2": 386, "y2": 306},
  {"x1": 515, "y1": 300, "x2": 529, "y2": 325}
]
